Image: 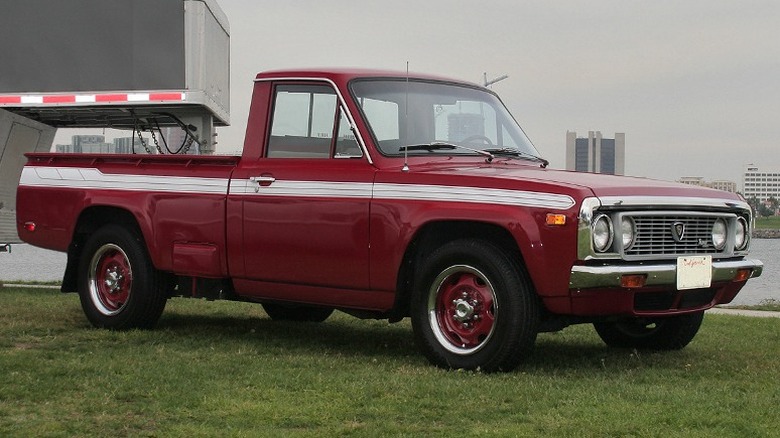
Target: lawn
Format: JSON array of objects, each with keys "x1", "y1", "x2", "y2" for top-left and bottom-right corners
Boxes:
[
  {"x1": 728, "y1": 299, "x2": 780, "y2": 312},
  {"x1": 754, "y1": 215, "x2": 780, "y2": 229},
  {"x1": 2, "y1": 286, "x2": 779, "y2": 437}
]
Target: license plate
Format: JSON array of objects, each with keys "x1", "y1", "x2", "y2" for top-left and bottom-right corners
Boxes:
[{"x1": 676, "y1": 256, "x2": 713, "y2": 290}]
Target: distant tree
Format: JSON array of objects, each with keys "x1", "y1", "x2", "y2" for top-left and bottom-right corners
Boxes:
[
  {"x1": 768, "y1": 196, "x2": 779, "y2": 215},
  {"x1": 758, "y1": 203, "x2": 774, "y2": 218},
  {"x1": 747, "y1": 196, "x2": 761, "y2": 216}
]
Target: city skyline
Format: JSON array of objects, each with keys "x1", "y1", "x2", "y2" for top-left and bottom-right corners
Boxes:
[
  {"x1": 55, "y1": 129, "x2": 198, "y2": 155},
  {"x1": 51, "y1": 125, "x2": 754, "y2": 192},
  {"x1": 56, "y1": 134, "x2": 151, "y2": 154}
]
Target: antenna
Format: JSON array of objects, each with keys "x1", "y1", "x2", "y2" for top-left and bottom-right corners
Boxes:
[
  {"x1": 402, "y1": 61, "x2": 410, "y2": 172},
  {"x1": 483, "y1": 72, "x2": 509, "y2": 88}
]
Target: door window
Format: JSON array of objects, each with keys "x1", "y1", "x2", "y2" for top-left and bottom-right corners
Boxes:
[{"x1": 267, "y1": 84, "x2": 361, "y2": 159}]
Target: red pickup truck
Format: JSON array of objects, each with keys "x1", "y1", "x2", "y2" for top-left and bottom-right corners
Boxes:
[{"x1": 16, "y1": 68, "x2": 763, "y2": 371}]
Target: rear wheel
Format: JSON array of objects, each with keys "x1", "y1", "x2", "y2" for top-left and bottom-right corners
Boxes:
[
  {"x1": 78, "y1": 225, "x2": 167, "y2": 329},
  {"x1": 593, "y1": 311, "x2": 704, "y2": 350},
  {"x1": 262, "y1": 303, "x2": 334, "y2": 322},
  {"x1": 411, "y1": 239, "x2": 539, "y2": 372}
]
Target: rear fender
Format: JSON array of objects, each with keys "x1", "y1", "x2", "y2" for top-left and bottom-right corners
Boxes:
[{"x1": 62, "y1": 206, "x2": 148, "y2": 292}]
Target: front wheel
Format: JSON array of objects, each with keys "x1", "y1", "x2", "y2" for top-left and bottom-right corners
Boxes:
[
  {"x1": 411, "y1": 239, "x2": 539, "y2": 372},
  {"x1": 78, "y1": 225, "x2": 167, "y2": 330},
  {"x1": 593, "y1": 311, "x2": 704, "y2": 350}
]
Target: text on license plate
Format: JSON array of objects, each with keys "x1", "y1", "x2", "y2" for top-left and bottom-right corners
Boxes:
[{"x1": 676, "y1": 256, "x2": 712, "y2": 290}]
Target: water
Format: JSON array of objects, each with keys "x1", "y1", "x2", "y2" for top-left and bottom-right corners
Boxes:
[
  {"x1": 733, "y1": 238, "x2": 778, "y2": 305},
  {"x1": 1, "y1": 241, "x2": 777, "y2": 305},
  {"x1": 1, "y1": 243, "x2": 66, "y2": 282}
]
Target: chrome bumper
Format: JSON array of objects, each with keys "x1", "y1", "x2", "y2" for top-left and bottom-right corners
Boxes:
[{"x1": 569, "y1": 259, "x2": 763, "y2": 289}]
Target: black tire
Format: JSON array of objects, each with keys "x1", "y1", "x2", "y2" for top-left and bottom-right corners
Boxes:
[
  {"x1": 262, "y1": 303, "x2": 334, "y2": 322},
  {"x1": 411, "y1": 239, "x2": 539, "y2": 372},
  {"x1": 77, "y1": 224, "x2": 167, "y2": 330},
  {"x1": 593, "y1": 311, "x2": 704, "y2": 350}
]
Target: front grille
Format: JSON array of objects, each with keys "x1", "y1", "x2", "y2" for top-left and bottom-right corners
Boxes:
[{"x1": 624, "y1": 214, "x2": 722, "y2": 258}]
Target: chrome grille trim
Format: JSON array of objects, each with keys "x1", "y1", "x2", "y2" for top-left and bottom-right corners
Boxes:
[
  {"x1": 619, "y1": 212, "x2": 736, "y2": 260},
  {"x1": 576, "y1": 196, "x2": 753, "y2": 262},
  {"x1": 598, "y1": 196, "x2": 750, "y2": 211}
]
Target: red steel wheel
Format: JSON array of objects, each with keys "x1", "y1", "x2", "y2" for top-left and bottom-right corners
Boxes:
[
  {"x1": 428, "y1": 265, "x2": 497, "y2": 354},
  {"x1": 88, "y1": 243, "x2": 133, "y2": 315},
  {"x1": 412, "y1": 239, "x2": 540, "y2": 372},
  {"x1": 78, "y1": 224, "x2": 167, "y2": 330}
]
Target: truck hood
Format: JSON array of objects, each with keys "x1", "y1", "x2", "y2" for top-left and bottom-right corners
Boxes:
[{"x1": 405, "y1": 161, "x2": 743, "y2": 203}]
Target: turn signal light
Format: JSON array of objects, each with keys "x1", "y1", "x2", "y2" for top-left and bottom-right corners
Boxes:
[
  {"x1": 23, "y1": 222, "x2": 36, "y2": 232},
  {"x1": 733, "y1": 269, "x2": 752, "y2": 282},
  {"x1": 546, "y1": 214, "x2": 566, "y2": 226},
  {"x1": 621, "y1": 274, "x2": 647, "y2": 289}
]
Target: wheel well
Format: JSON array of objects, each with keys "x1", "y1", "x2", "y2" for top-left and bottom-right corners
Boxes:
[
  {"x1": 391, "y1": 221, "x2": 526, "y2": 320},
  {"x1": 61, "y1": 206, "x2": 143, "y2": 292}
]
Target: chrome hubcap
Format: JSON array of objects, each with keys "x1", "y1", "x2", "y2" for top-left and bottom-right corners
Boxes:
[
  {"x1": 104, "y1": 268, "x2": 123, "y2": 293},
  {"x1": 452, "y1": 298, "x2": 475, "y2": 322}
]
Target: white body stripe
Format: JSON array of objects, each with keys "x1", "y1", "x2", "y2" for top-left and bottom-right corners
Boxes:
[
  {"x1": 373, "y1": 183, "x2": 575, "y2": 210},
  {"x1": 19, "y1": 167, "x2": 575, "y2": 210},
  {"x1": 20, "y1": 167, "x2": 229, "y2": 194},
  {"x1": 237, "y1": 180, "x2": 374, "y2": 199}
]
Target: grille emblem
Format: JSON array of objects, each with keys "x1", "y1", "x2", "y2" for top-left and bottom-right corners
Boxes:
[{"x1": 671, "y1": 222, "x2": 685, "y2": 242}]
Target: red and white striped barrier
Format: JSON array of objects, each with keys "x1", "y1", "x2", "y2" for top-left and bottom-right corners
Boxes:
[{"x1": 0, "y1": 92, "x2": 186, "y2": 105}]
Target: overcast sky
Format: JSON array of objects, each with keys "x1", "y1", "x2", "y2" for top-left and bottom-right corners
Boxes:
[{"x1": 209, "y1": 0, "x2": 779, "y2": 185}]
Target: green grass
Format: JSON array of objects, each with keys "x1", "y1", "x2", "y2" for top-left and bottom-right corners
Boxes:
[
  {"x1": 726, "y1": 299, "x2": 780, "y2": 312},
  {"x1": 754, "y1": 216, "x2": 780, "y2": 229},
  {"x1": 2, "y1": 286, "x2": 779, "y2": 437},
  {"x1": 0, "y1": 280, "x2": 61, "y2": 286}
]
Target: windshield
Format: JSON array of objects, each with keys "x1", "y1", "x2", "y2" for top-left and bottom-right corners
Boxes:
[{"x1": 350, "y1": 79, "x2": 541, "y2": 159}]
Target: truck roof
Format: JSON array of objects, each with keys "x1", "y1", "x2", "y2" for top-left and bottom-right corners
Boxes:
[{"x1": 254, "y1": 68, "x2": 482, "y2": 88}]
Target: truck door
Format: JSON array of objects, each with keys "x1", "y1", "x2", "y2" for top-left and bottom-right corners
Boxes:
[{"x1": 233, "y1": 83, "x2": 374, "y2": 290}]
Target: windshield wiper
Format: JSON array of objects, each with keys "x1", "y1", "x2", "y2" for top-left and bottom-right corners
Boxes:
[
  {"x1": 482, "y1": 148, "x2": 549, "y2": 168},
  {"x1": 399, "y1": 142, "x2": 495, "y2": 161}
]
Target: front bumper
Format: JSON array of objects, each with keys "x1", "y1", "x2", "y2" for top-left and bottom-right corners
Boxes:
[
  {"x1": 564, "y1": 258, "x2": 763, "y2": 317},
  {"x1": 570, "y1": 258, "x2": 763, "y2": 290}
]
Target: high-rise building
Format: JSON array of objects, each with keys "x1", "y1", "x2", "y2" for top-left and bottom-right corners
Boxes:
[
  {"x1": 59, "y1": 135, "x2": 111, "y2": 153},
  {"x1": 161, "y1": 127, "x2": 200, "y2": 155},
  {"x1": 677, "y1": 176, "x2": 706, "y2": 187},
  {"x1": 709, "y1": 180, "x2": 737, "y2": 193},
  {"x1": 743, "y1": 165, "x2": 780, "y2": 201},
  {"x1": 677, "y1": 177, "x2": 737, "y2": 193},
  {"x1": 565, "y1": 131, "x2": 625, "y2": 175},
  {"x1": 113, "y1": 137, "x2": 152, "y2": 154}
]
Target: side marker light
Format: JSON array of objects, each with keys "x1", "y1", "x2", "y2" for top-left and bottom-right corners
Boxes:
[
  {"x1": 733, "y1": 269, "x2": 752, "y2": 282},
  {"x1": 621, "y1": 274, "x2": 647, "y2": 289},
  {"x1": 24, "y1": 222, "x2": 36, "y2": 232},
  {"x1": 546, "y1": 214, "x2": 566, "y2": 226}
]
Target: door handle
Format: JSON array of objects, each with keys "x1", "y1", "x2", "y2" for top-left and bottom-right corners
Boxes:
[{"x1": 250, "y1": 175, "x2": 276, "y2": 191}]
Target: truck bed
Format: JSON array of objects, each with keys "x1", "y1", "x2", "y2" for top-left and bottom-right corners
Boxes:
[{"x1": 18, "y1": 152, "x2": 240, "y2": 277}]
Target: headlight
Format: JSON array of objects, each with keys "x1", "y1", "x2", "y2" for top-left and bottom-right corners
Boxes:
[
  {"x1": 592, "y1": 214, "x2": 614, "y2": 253},
  {"x1": 621, "y1": 217, "x2": 636, "y2": 250},
  {"x1": 711, "y1": 218, "x2": 727, "y2": 250},
  {"x1": 735, "y1": 217, "x2": 748, "y2": 251}
]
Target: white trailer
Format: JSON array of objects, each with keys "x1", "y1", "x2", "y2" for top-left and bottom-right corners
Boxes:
[{"x1": 0, "y1": 0, "x2": 230, "y2": 246}]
